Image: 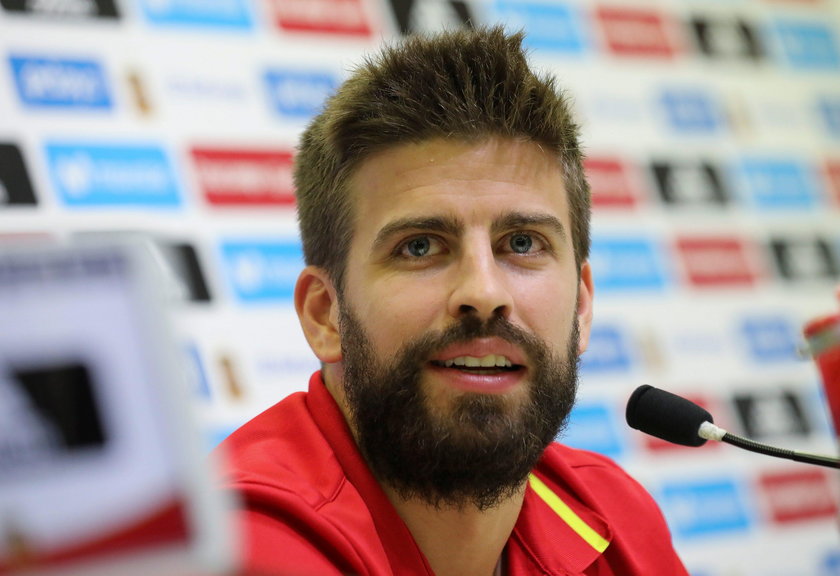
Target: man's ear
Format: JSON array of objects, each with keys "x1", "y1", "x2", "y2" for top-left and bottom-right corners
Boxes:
[
  {"x1": 295, "y1": 266, "x2": 342, "y2": 364},
  {"x1": 576, "y1": 261, "x2": 594, "y2": 356}
]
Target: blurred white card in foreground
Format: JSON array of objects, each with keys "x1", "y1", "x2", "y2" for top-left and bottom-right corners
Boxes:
[{"x1": 0, "y1": 240, "x2": 236, "y2": 575}]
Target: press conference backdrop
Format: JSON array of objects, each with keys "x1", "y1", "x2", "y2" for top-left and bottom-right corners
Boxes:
[{"x1": 1, "y1": 0, "x2": 839, "y2": 574}]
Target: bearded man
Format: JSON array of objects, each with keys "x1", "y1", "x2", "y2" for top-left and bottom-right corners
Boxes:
[{"x1": 215, "y1": 25, "x2": 689, "y2": 576}]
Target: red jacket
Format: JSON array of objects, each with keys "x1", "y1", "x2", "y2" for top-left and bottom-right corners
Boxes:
[{"x1": 215, "y1": 372, "x2": 688, "y2": 576}]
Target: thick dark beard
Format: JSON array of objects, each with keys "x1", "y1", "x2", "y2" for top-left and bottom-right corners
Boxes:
[{"x1": 339, "y1": 305, "x2": 580, "y2": 511}]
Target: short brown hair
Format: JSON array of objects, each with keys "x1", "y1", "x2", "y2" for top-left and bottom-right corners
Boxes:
[{"x1": 294, "y1": 25, "x2": 590, "y2": 291}]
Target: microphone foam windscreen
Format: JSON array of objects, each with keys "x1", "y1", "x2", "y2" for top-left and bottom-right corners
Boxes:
[{"x1": 625, "y1": 385, "x2": 712, "y2": 447}]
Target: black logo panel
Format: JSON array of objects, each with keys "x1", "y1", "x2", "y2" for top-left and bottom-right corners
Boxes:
[
  {"x1": 0, "y1": 144, "x2": 37, "y2": 206},
  {"x1": 387, "y1": 0, "x2": 474, "y2": 35},
  {"x1": 690, "y1": 16, "x2": 763, "y2": 61},
  {"x1": 769, "y1": 237, "x2": 839, "y2": 281},
  {"x1": 157, "y1": 241, "x2": 213, "y2": 303},
  {"x1": 651, "y1": 160, "x2": 729, "y2": 206},
  {"x1": 0, "y1": 0, "x2": 119, "y2": 18},
  {"x1": 733, "y1": 389, "x2": 811, "y2": 440}
]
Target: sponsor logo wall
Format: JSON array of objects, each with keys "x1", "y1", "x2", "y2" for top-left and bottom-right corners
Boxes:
[{"x1": 2, "y1": 0, "x2": 839, "y2": 574}]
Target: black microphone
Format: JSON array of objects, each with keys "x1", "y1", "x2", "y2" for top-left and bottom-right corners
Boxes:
[
  {"x1": 626, "y1": 384, "x2": 840, "y2": 469},
  {"x1": 626, "y1": 384, "x2": 712, "y2": 447}
]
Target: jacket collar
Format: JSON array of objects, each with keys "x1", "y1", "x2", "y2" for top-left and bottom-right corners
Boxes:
[{"x1": 508, "y1": 472, "x2": 612, "y2": 575}]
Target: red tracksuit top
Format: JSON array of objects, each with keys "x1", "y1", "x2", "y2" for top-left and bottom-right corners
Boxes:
[{"x1": 214, "y1": 372, "x2": 689, "y2": 576}]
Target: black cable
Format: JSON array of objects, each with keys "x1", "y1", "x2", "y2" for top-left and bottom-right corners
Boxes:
[{"x1": 722, "y1": 433, "x2": 840, "y2": 469}]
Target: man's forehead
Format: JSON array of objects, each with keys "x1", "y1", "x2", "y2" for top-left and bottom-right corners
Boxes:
[
  {"x1": 348, "y1": 139, "x2": 565, "y2": 193},
  {"x1": 344, "y1": 137, "x2": 571, "y2": 235}
]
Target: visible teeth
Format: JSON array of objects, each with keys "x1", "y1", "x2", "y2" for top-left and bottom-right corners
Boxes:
[{"x1": 443, "y1": 355, "x2": 513, "y2": 368}]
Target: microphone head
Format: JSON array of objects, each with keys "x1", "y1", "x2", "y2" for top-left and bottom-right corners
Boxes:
[{"x1": 626, "y1": 385, "x2": 712, "y2": 447}]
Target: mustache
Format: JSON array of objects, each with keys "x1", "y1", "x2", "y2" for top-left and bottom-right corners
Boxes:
[{"x1": 393, "y1": 314, "x2": 548, "y2": 369}]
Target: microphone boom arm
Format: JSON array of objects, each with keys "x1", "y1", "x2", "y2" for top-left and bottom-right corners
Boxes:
[{"x1": 699, "y1": 421, "x2": 840, "y2": 469}]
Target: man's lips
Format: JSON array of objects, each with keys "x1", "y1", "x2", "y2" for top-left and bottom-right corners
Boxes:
[
  {"x1": 426, "y1": 365, "x2": 523, "y2": 395},
  {"x1": 428, "y1": 338, "x2": 527, "y2": 372},
  {"x1": 435, "y1": 353, "x2": 514, "y2": 369}
]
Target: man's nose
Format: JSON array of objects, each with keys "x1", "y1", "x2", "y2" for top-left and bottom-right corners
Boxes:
[{"x1": 447, "y1": 243, "x2": 513, "y2": 321}]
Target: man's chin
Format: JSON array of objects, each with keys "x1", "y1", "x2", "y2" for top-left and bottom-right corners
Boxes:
[{"x1": 422, "y1": 387, "x2": 531, "y2": 441}]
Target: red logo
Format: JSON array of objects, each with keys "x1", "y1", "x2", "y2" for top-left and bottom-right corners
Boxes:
[
  {"x1": 584, "y1": 157, "x2": 639, "y2": 209},
  {"x1": 759, "y1": 469, "x2": 838, "y2": 524},
  {"x1": 676, "y1": 236, "x2": 759, "y2": 287},
  {"x1": 269, "y1": 0, "x2": 372, "y2": 37},
  {"x1": 825, "y1": 159, "x2": 840, "y2": 206},
  {"x1": 191, "y1": 147, "x2": 295, "y2": 207},
  {"x1": 596, "y1": 7, "x2": 678, "y2": 58}
]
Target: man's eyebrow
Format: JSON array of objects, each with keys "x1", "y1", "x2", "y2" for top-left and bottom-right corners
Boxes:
[
  {"x1": 372, "y1": 216, "x2": 462, "y2": 251},
  {"x1": 492, "y1": 213, "x2": 567, "y2": 240}
]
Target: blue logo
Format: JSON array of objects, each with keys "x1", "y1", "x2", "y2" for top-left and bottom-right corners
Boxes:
[
  {"x1": 774, "y1": 20, "x2": 840, "y2": 70},
  {"x1": 220, "y1": 239, "x2": 303, "y2": 302},
  {"x1": 561, "y1": 402, "x2": 625, "y2": 460},
  {"x1": 264, "y1": 69, "x2": 339, "y2": 120},
  {"x1": 9, "y1": 55, "x2": 111, "y2": 109},
  {"x1": 736, "y1": 157, "x2": 819, "y2": 210},
  {"x1": 657, "y1": 477, "x2": 752, "y2": 539},
  {"x1": 819, "y1": 95, "x2": 840, "y2": 138},
  {"x1": 739, "y1": 315, "x2": 800, "y2": 363},
  {"x1": 492, "y1": 2, "x2": 587, "y2": 54},
  {"x1": 821, "y1": 548, "x2": 840, "y2": 576},
  {"x1": 45, "y1": 142, "x2": 181, "y2": 207},
  {"x1": 580, "y1": 324, "x2": 633, "y2": 374},
  {"x1": 589, "y1": 237, "x2": 668, "y2": 293},
  {"x1": 659, "y1": 88, "x2": 722, "y2": 133},
  {"x1": 139, "y1": 0, "x2": 252, "y2": 29}
]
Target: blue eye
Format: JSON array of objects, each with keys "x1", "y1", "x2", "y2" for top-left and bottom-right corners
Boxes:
[
  {"x1": 405, "y1": 237, "x2": 431, "y2": 257},
  {"x1": 509, "y1": 233, "x2": 533, "y2": 254}
]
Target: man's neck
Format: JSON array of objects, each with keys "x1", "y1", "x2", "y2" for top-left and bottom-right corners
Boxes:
[{"x1": 382, "y1": 483, "x2": 526, "y2": 576}]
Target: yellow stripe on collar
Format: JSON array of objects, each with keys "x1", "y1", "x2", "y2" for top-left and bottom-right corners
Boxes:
[{"x1": 528, "y1": 473, "x2": 610, "y2": 553}]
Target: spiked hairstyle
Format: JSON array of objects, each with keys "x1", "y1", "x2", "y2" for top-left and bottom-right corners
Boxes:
[{"x1": 293, "y1": 25, "x2": 590, "y2": 291}]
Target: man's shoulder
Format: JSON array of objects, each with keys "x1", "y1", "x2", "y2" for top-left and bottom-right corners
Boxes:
[
  {"x1": 213, "y1": 391, "x2": 344, "y2": 511},
  {"x1": 211, "y1": 385, "x2": 396, "y2": 576},
  {"x1": 523, "y1": 442, "x2": 689, "y2": 575}
]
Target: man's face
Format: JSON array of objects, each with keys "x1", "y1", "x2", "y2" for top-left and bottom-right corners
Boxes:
[{"x1": 331, "y1": 138, "x2": 593, "y2": 508}]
